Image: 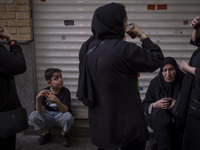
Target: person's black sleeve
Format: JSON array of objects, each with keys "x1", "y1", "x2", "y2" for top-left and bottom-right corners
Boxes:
[
  {"x1": 126, "y1": 38, "x2": 164, "y2": 72},
  {"x1": 0, "y1": 42, "x2": 26, "y2": 75}
]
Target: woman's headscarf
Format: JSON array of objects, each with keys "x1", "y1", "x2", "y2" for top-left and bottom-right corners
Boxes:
[
  {"x1": 77, "y1": 3, "x2": 127, "y2": 106},
  {"x1": 91, "y1": 2, "x2": 126, "y2": 39},
  {"x1": 158, "y1": 57, "x2": 185, "y2": 99}
]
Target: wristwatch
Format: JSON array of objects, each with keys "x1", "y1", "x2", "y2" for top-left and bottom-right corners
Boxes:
[{"x1": 9, "y1": 40, "x2": 19, "y2": 47}]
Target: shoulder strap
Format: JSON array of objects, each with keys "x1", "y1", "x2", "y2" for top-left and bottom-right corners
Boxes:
[
  {"x1": 10, "y1": 78, "x2": 22, "y2": 108},
  {"x1": 85, "y1": 41, "x2": 105, "y2": 57}
]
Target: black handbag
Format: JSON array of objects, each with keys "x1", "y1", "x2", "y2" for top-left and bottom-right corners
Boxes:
[
  {"x1": 0, "y1": 107, "x2": 28, "y2": 139},
  {"x1": 0, "y1": 78, "x2": 28, "y2": 139}
]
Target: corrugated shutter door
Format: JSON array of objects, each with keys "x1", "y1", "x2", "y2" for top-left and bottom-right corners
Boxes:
[{"x1": 32, "y1": 0, "x2": 200, "y2": 119}]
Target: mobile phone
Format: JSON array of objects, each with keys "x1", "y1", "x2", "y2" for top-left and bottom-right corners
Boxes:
[{"x1": 166, "y1": 98, "x2": 172, "y2": 106}]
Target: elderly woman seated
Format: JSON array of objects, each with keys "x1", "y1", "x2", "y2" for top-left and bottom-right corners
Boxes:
[{"x1": 142, "y1": 57, "x2": 185, "y2": 150}]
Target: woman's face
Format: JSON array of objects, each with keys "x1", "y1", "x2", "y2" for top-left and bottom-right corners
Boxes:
[
  {"x1": 124, "y1": 17, "x2": 128, "y2": 33},
  {"x1": 162, "y1": 63, "x2": 176, "y2": 83}
]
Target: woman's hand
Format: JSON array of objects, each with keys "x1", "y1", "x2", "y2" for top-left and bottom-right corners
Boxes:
[
  {"x1": 126, "y1": 22, "x2": 147, "y2": 41},
  {"x1": 168, "y1": 98, "x2": 176, "y2": 109},
  {"x1": 152, "y1": 98, "x2": 169, "y2": 109},
  {"x1": 126, "y1": 22, "x2": 143, "y2": 37}
]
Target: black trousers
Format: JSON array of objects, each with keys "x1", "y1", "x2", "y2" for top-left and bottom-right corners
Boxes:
[
  {"x1": 98, "y1": 133, "x2": 146, "y2": 150},
  {"x1": 0, "y1": 134, "x2": 16, "y2": 150},
  {"x1": 152, "y1": 110, "x2": 181, "y2": 150}
]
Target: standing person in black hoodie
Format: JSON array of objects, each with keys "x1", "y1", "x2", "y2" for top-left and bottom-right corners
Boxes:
[
  {"x1": 0, "y1": 25, "x2": 26, "y2": 150},
  {"x1": 77, "y1": 3, "x2": 164, "y2": 150},
  {"x1": 176, "y1": 16, "x2": 200, "y2": 150},
  {"x1": 143, "y1": 57, "x2": 185, "y2": 150}
]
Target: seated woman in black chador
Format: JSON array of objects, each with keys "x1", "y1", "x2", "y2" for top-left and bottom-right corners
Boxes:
[{"x1": 142, "y1": 57, "x2": 184, "y2": 150}]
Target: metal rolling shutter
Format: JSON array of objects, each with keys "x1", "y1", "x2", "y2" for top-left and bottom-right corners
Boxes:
[{"x1": 32, "y1": 0, "x2": 200, "y2": 118}]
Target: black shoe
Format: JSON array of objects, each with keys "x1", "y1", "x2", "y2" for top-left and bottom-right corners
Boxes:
[
  {"x1": 62, "y1": 133, "x2": 70, "y2": 147},
  {"x1": 39, "y1": 131, "x2": 51, "y2": 145}
]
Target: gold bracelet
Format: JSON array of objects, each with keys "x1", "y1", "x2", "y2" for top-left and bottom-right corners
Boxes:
[{"x1": 137, "y1": 32, "x2": 147, "y2": 41}]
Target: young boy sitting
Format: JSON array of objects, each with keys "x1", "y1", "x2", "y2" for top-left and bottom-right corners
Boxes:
[{"x1": 29, "y1": 68, "x2": 74, "y2": 147}]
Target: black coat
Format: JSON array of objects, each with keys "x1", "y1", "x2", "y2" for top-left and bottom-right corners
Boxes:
[
  {"x1": 176, "y1": 38, "x2": 200, "y2": 131},
  {"x1": 77, "y1": 3, "x2": 164, "y2": 149},
  {"x1": 87, "y1": 38, "x2": 163, "y2": 148},
  {"x1": 0, "y1": 42, "x2": 26, "y2": 112}
]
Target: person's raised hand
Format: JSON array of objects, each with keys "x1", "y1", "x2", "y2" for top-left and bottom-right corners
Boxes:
[{"x1": 0, "y1": 25, "x2": 14, "y2": 41}]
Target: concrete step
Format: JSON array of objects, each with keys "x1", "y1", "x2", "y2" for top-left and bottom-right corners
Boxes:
[
  {"x1": 24, "y1": 119, "x2": 90, "y2": 138},
  {"x1": 24, "y1": 119, "x2": 154, "y2": 139},
  {"x1": 16, "y1": 133, "x2": 97, "y2": 150}
]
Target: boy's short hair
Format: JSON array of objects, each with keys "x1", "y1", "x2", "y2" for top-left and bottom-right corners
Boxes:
[{"x1": 44, "y1": 68, "x2": 62, "y2": 81}]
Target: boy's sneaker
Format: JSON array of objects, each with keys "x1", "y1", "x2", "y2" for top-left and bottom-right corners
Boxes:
[
  {"x1": 62, "y1": 133, "x2": 70, "y2": 147},
  {"x1": 39, "y1": 131, "x2": 51, "y2": 145}
]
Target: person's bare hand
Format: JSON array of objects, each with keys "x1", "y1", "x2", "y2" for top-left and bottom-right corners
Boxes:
[
  {"x1": 36, "y1": 90, "x2": 48, "y2": 101},
  {"x1": 0, "y1": 25, "x2": 14, "y2": 41},
  {"x1": 168, "y1": 98, "x2": 176, "y2": 109},
  {"x1": 153, "y1": 98, "x2": 169, "y2": 109},
  {"x1": 126, "y1": 22, "x2": 143, "y2": 36},
  {"x1": 47, "y1": 94, "x2": 59, "y2": 103},
  {"x1": 191, "y1": 16, "x2": 200, "y2": 28},
  {"x1": 180, "y1": 61, "x2": 190, "y2": 73}
]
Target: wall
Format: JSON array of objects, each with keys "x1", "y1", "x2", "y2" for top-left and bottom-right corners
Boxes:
[
  {"x1": 0, "y1": 0, "x2": 32, "y2": 40},
  {"x1": 0, "y1": 0, "x2": 36, "y2": 115}
]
